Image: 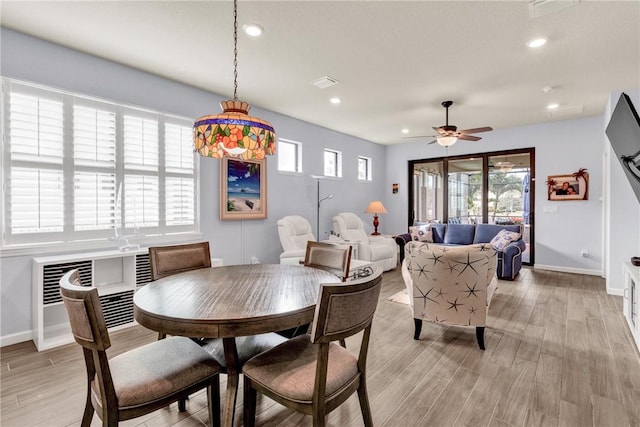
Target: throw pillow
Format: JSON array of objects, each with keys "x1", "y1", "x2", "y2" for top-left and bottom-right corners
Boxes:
[
  {"x1": 489, "y1": 229, "x2": 521, "y2": 251},
  {"x1": 409, "y1": 224, "x2": 433, "y2": 243}
]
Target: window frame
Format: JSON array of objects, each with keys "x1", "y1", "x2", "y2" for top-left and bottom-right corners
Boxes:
[
  {"x1": 357, "y1": 155, "x2": 372, "y2": 181},
  {"x1": 277, "y1": 138, "x2": 303, "y2": 174},
  {"x1": 323, "y1": 148, "x2": 343, "y2": 178},
  {"x1": 1, "y1": 78, "x2": 200, "y2": 254}
]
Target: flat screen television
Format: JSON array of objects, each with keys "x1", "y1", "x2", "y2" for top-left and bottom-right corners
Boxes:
[{"x1": 605, "y1": 92, "x2": 640, "y2": 204}]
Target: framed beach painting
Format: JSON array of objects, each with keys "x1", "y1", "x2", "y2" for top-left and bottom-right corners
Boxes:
[
  {"x1": 546, "y1": 168, "x2": 589, "y2": 201},
  {"x1": 220, "y1": 157, "x2": 267, "y2": 220}
]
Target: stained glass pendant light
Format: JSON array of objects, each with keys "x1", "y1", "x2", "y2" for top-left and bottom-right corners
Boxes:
[{"x1": 193, "y1": 0, "x2": 276, "y2": 160}]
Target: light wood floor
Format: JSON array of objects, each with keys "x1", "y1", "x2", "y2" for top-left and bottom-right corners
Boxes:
[{"x1": 2, "y1": 267, "x2": 640, "y2": 427}]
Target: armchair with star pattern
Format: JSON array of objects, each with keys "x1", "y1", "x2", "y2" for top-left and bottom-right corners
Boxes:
[{"x1": 401, "y1": 242, "x2": 497, "y2": 350}]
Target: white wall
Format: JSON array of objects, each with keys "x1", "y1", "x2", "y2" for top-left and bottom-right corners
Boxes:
[
  {"x1": 0, "y1": 29, "x2": 386, "y2": 342},
  {"x1": 604, "y1": 89, "x2": 640, "y2": 293},
  {"x1": 384, "y1": 115, "x2": 605, "y2": 275}
]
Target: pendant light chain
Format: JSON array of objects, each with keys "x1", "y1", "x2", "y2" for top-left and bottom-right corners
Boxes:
[{"x1": 233, "y1": 0, "x2": 239, "y2": 101}]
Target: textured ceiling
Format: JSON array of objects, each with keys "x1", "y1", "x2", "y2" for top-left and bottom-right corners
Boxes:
[{"x1": 2, "y1": 1, "x2": 639, "y2": 145}]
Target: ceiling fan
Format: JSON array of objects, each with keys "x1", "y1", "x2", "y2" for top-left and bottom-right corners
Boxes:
[{"x1": 411, "y1": 101, "x2": 493, "y2": 147}]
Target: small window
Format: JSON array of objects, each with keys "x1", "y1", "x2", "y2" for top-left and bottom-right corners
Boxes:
[
  {"x1": 358, "y1": 156, "x2": 372, "y2": 181},
  {"x1": 277, "y1": 139, "x2": 302, "y2": 173},
  {"x1": 324, "y1": 149, "x2": 342, "y2": 178}
]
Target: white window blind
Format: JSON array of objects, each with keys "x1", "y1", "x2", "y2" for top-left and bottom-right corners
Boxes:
[
  {"x1": 74, "y1": 172, "x2": 116, "y2": 231},
  {"x1": 124, "y1": 175, "x2": 159, "y2": 228},
  {"x1": 124, "y1": 115, "x2": 158, "y2": 171},
  {"x1": 2, "y1": 78, "x2": 199, "y2": 248},
  {"x1": 73, "y1": 105, "x2": 116, "y2": 168},
  {"x1": 9, "y1": 92, "x2": 64, "y2": 163},
  {"x1": 166, "y1": 177, "x2": 195, "y2": 226},
  {"x1": 165, "y1": 123, "x2": 194, "y2": 173},
  {"x1": 10, "y1": 168, "x2": 64, "y2": 234}
]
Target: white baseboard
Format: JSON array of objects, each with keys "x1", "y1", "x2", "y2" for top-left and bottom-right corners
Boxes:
[
  {"x1": 606, "y1": 287, "x2": 624, "y2": 296},
  {"x1": 0, "y1": 330, "x2": 33, "y2": 348},
  {"x1": 534, "y1": 264, "x2": 623, "y2": 296},
  {"x1": 534, "y1": 264, "x2": 602, "y2": 276}
]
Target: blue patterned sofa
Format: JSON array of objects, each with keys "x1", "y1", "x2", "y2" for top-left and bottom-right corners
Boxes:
[{"x1": 395, "y1": 223, "x2": 525, "y2": 280}]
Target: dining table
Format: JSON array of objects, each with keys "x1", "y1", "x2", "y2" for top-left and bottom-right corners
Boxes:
[{"x1": 133, "y1": 263, "x2": 341, "y2": 427}]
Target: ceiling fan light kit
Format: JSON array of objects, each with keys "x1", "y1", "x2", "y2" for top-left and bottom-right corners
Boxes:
[{"x1": 437, "y1": 136, "x2": 458, "y2": 147}]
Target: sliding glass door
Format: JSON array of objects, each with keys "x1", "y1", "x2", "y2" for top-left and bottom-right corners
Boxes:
[
  {"x1": 408, "y1": 148, "x2": 534, "y2": 265},
  {"x1": 448, "y1": 157, "x2": 483, "y2": 224}
]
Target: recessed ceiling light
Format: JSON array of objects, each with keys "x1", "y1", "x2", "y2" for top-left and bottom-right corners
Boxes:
[
  {"x1": 527, "y1": 38, "x2": 547, "y2": 48},
  {"x1": 401, "y1": 129, "x2": 410, "y2": 134},
  {"x1": 330, "y1": 97, "x2": 341, "y2": 104},
  {"x1": 547, "y1": 103, "x2": 559, "y2": 110},
  {"x1": 243, "y1": 24, "x2": 264, "y2": 37}
]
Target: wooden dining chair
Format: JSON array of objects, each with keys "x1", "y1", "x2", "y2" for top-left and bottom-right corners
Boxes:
[
  {"x1": 148, "y1": 241, "x2": 212, "y2": 281},
  {"x1": 303, "y1": 241, "x2": 352, "y2": 282},
  {"x1": 149, "y1": 242, "x2": 212, "y2": 340},
  {"x1": 59, "y1": 269, "x2": 222, "y2": 427},
  {"x1": 242, "y1": 266, "x2": 383, "y2": 427}
]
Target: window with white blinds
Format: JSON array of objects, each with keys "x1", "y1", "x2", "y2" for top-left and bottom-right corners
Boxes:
[{"x1": 2, "y1": 78, "x2": 199, "y2": 248}]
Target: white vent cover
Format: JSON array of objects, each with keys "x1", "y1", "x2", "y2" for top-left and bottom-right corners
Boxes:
[
  {"x1": 529, "y1": 0, "x2": 579, "y2": 18},
  {"x1": 311, "y1": 76, "x2": 339, "y2": 89}
]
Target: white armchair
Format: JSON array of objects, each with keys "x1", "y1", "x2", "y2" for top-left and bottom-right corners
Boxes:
[
  {"x1": 332, "y1": 212, "x2": 397, "y2": 271},
  {"x1": 277, "y1": 215, "x2": 315, "y2": 264}
]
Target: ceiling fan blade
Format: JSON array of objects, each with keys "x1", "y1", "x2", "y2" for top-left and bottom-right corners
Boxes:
[
  {"x1": 427, "y1": 139, "x2": 437, "y2": 145},
  {"x1": 458, "y1": 134, "x2": 482, "y2": 141},
  {"x1": 458, "y1": 126, "x2": 493, "y2": 134}
]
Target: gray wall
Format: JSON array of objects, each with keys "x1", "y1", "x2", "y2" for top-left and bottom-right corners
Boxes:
[
  {"x1": 384, "y1": 115, "x2": 605, "y2": 275},
  {"x1": 0, "y1": 29, "x2": 386, "y2": 341}
]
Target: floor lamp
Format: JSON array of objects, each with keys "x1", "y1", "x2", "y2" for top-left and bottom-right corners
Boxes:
[{"x1": 311, "y1": 175, "x2": 333, "y2": 240}]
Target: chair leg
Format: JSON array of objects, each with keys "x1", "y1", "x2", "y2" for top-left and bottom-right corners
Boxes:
[
  {"x1": 178, "y1": 397, "x2": 187, "y2": 412},
  {"x1": 356, "y1": 379, "x2": 374, "y2": 427},
  {"x1": 413, "y1": 318, "x2": 422, "y2": 340},
  {"x1": 339, "y1": 338, "x2": 346, "y2": 348},
  {"x1": 243, "y1": 376, "x2": 257, "y2": 427},
  {"x1": 476, "y1": 326, "x2": 485, "y2": 350},
  {"x1": 80, "y1": 390, "x2": 94, "y2": 427},
  {"x1": 207, "y1": 377, "x2": 221, "y2": 427},
  {"x1": 158, "y1": 332, "x2": 166, "y2": 340}
]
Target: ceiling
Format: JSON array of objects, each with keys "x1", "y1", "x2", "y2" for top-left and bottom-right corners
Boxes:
[{"x1": 2, "y1": 1, "x2": 639, "y2": 145}]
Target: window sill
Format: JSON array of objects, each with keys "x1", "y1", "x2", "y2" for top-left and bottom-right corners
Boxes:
[{"x1": 0, "y1": 232, "x2": 204, "y2": 258}]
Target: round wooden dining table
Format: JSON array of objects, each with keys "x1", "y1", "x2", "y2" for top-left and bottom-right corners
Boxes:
[{"x1": 133, "y1": 263, "x2": 341, "y2": 427}]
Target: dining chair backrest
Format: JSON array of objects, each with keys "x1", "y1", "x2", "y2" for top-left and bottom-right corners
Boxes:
[
  {"x1": 303, "y1": 241, "x2": 352, "y2": 282},
  {"x1": 149, "y1": 241, "x2": 212, "y2": 281},
  {"x1": 310, "y1": 266, "x2": 383, "y2": 345},
  {"x1": 60, "y1": 269, "x2": 111, "y2": 351}
]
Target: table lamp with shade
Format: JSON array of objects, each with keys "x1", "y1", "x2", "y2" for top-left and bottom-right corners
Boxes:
[{"x1": 364, "y1": 201, "x2": 387, "y2": 235}]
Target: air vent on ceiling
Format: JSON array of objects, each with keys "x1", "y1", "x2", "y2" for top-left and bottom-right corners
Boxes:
[
  {"x1": 529, "y1": 0, "x2": 579, "y2": 18},
  {"x1": 311, "y1": 76, "x2": 339, "y2": 89},
  {"x1": 547, "y1": 105, "x2": 584, "y2": 119}
]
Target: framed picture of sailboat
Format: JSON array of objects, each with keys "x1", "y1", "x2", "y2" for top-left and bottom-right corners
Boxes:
[{"x1": 220, "y1": 157, "x2": 267, "y2": 220}]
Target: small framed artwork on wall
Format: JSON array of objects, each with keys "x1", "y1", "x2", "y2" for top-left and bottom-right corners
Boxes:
[
  {"x1": 547, "y1": 168, "x2": 589, "y2": 201},
  {"x1": 220, "y1": 157, "x2": 267, "y2": 220}
]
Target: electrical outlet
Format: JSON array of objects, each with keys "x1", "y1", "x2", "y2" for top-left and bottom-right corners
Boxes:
[
  {"x1": 581, "y1": 249, "x2": 589, "y2": 258},
  {"x1": 251, "y1": 256, "x2": 260, "y2": 264}
]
